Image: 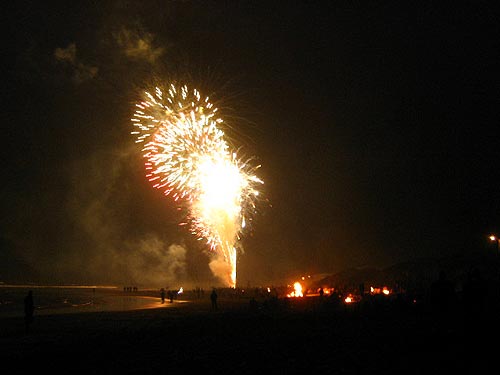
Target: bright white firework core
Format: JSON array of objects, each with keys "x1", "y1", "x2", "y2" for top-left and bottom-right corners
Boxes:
[{"x1": 131, "y1": 84, "x2": 263, "y2": 287}]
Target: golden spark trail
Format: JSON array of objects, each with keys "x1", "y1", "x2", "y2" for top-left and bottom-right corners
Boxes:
[{"x1": 131, "y1": 83, "x2": 263, "y2": 287}]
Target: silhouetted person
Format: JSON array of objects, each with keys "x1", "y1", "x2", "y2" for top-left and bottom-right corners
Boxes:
[
  {"x1": 359, "y1": 283, "x2": 365, "y2": 296},
  {"x1": 24, "y1": 290, "x2": 35, "y2": 332},
  {"x1": 168, "y1": 290, "x2": 174, "y2": 303},
  {"x1": 210, "y1": 288, "x2": 218, "y2": 310},
  {"x1": 319, "y1": 288, "x2": 324, "y2": 298},
  {"x1": 429, "y1": 270, "x2": 457, "y2": 332},
  {"x1": 160, "y1": 288, "x2": 166, "y2": 304}
]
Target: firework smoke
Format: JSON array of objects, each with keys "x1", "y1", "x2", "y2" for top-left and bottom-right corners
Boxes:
[{"x1": 131, "y1": 83, "x2": 263, "y2": 287}]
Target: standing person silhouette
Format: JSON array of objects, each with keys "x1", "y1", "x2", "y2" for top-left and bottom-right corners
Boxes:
[
  {"x1": 210, "y1": 288, "x2": 218, "y2": 310},
  {"x1": 24, "y1": 290, "x2": 35, "y2": 332},
  {"x1": 168, "y1": 290, "x2": 174, "y2": 303}
]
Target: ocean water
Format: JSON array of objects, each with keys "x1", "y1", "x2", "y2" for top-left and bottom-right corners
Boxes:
[{"x1": 0, "y1": 285, "x2": 166, "y2": 318}]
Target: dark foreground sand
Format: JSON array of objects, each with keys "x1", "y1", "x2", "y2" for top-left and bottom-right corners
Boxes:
[{"x1": 0, "y1": 295, "x2": 496, "y2": 374}]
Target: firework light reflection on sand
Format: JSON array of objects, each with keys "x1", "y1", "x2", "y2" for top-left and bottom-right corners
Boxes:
[{"x1": 131, "y1": 83, "x2": 263, "y2": 287}]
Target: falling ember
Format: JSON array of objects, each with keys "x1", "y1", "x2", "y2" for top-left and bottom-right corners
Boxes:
[{"x1": 131, "y1": 83, "x2": 263, "y2": 288}]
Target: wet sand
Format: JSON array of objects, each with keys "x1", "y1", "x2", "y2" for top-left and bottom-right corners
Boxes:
[{"x1": 0, "y1": 295, "x2": 495, "y2": 374}]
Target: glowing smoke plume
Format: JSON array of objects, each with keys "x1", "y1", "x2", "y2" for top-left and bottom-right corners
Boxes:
[{"x1": 131, "y1": 83, "x2": 263, "y2": 287}]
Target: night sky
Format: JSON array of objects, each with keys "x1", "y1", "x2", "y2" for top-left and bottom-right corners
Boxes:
[{"x1": 3, "y1": 1, "x2": 499, "y2": 287}]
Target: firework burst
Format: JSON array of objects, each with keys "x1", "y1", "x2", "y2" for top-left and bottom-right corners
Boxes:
[{"x1": 131, "y1": 83, "x2": 263, "y2": 287}]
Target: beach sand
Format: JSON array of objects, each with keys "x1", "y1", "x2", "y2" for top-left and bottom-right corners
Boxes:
[{"x1": 0, "y1": 294, "x2": 495, "y2": 374}]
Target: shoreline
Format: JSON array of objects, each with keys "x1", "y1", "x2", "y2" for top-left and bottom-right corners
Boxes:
[
  {"x1": 1, "y1": 296, "x2": 187, "y2": 319},
  {"x1": 0, "y1": 288, "x2": 184, "y2": 319}
]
